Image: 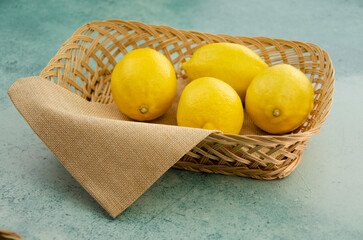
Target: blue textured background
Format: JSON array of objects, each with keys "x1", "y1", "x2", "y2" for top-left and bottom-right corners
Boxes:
[{"x1": 1, "y1": 0, "x2": 363, "y2": 239}]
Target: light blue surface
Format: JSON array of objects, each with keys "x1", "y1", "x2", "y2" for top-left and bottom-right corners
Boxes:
[{"x1": 1, "y1": 0, "x2": 363, "y2": 239}]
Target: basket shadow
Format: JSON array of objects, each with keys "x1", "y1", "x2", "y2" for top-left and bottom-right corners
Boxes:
[
  {"x1": 116, "y1": 168, "x2": 281, "y2": 221},
  {"x1": 33, "y1": 152, "x2": 299, "y2": 222}
]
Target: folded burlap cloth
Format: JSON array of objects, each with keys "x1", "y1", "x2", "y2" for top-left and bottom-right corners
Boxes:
[{"x1": 8, "y1": 76, "x2": 215, "y2": 218}]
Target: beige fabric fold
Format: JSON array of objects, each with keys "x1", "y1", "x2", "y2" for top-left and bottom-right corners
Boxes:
[{"x1": 8, "y1": 76, "x2": 214, "y2": 218}]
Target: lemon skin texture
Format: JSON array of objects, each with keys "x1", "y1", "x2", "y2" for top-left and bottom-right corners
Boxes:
[
  {"x1": 182, "y1": 43, "x2": 268, "y2": 101},
  {"x1": 245, "y1": 64, "x2": 314, "y2": 134},
  {"x1": 111, "y1": 48, "x2": 177, "y2": 121},
  {"x1": 177, "y1": 77, "x2": 244, "y2": 134}
]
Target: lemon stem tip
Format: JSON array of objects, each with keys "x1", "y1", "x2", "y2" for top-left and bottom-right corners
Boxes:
[
  {"x1": 272, "y1": 109, "x2": 280, "y2": 117},
  {"x1": 139, "y1": 106, "x2": 148, "y2": 114}
]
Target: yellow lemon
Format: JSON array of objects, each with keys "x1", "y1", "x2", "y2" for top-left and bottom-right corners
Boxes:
[
  {"x1": 245, "y1": 64, "x2": 314, "y2": 134},
  {"x1": 111, "y1": 48, "x2": 177, "y2": 121},
  {"x1": 182, "y1": 43, "x2": 268, "y2": 101},
  {"x1": 177, "y1": 77, "x2": 244, "y2": 134}
]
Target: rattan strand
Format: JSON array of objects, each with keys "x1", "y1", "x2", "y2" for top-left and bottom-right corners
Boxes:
[{"x1": 0, "y1": 230, "x2": 23, "y2": 240}]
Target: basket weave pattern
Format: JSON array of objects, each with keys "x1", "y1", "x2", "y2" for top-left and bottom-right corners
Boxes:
[{"x1": 40, "y1": 20, "x2": 334, "y2": 180}]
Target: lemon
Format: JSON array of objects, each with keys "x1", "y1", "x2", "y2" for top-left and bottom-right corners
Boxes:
[
  {"x1": 177, "y1": 77, "x2": 244, "y2": 134},
  {"x1": 182, "y1": 43, "x2": 268, "y2": 101},
  {"x1": 245, "y1": 64, "x2": 314, "y2": 134},
  {"x1": 111, "y1": 48, "x2": 177, "y2": 121}
]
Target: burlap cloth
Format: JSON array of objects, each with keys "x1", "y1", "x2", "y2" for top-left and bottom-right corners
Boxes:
[{"x1": 8, "y1": 76, "x2": 215, "y2": 218}]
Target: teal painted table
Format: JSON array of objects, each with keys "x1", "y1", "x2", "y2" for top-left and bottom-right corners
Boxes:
[{"x1": 1, "y1": 0, "x2": 362, "y2": 239}]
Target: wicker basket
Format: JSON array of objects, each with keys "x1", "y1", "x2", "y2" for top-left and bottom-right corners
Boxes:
[
  {"x1": 39, "y1": 19, "x2": 334, "y2": 180},
  {"x1": 0, "y1": 230, "x2": 23, "y2": 240}
]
